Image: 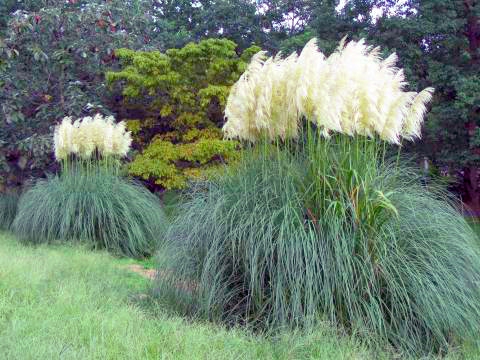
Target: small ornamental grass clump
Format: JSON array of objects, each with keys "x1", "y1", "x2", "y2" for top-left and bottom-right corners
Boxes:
[
  {"x1": 0, "y1": 192, "x2": 19, "y2": 230},
  {"x1": 12, "y1": 114, "x2": 166, "y2": 258},
  {"x1": 156, "y1": 39, "x2": 480, "y2": 355}
]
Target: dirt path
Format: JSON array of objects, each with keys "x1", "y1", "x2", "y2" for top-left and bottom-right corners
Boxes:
[{"x1": 125, "y1": 264, "x2": 156, "y2": 280}]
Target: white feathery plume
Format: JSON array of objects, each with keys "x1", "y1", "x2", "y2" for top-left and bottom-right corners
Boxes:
[
  {"x1": 119, "y1": 127, "x2": 133, "y2": 157},
  {"x1": 295, "y1": 38, "x2": 325, "y2": 122},
  {"x1": 71, "y1": 119, "x2": 81, "y2": 154},
  {"x1": 402, "y1": 87, "x2": 435, "y2": 140},
  {"x1": 53, "y1": 114, "x2": 131, "y2": 161},
  {"x1": 112, "y1": 121, "x2": 128, "y2": 156},
  {"x1": 380, "y1": 92, "x2": 416, "y2": 144},
  {"x1": 224, "y1": 51, "x2": 268, "y2": 141},
  {"x1": 103, "y1": 124, "x2": 114, "y2": 156},
  {"x1": 90, "y1": 114, "x2": 107, "y2": 155},
  {"x1": 223, "y1": 38, "x2": 434, "y2": 144},
  {"x1": 53, "y1": 117, "x2": 74, "y2": 160},
  {"x1": 260, "y1": 52, "x2": 300, "y2": 140}
]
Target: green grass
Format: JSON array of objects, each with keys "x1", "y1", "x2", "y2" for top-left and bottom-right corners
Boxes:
[
  {"x1": 0, "y1": 231, "x2": 386, "y2": 360},
  {"x1": 12, "y1": 170, "x2": 167, "y2": 258},
  {"x1": 156, "y1": 140, "x2": 480, "y2": 356},
  {"x1": 0, "y1": 192, "x2": 19, "y2": 230}
]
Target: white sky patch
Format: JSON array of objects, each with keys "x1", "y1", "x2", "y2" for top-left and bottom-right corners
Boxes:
[{"x1": 336, "y1": 0, "x2": 348, "y2": 12}]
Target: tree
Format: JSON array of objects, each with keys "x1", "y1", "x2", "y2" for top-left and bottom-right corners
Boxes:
[
  {"x1": 153, "y1": 0, "x2": 264, "y2": 50},
  {"x1": 0, "y1": 0, "x2": 186, "y2": 188},
  {"x1": 106, "y1": 39, "x2": 260, "y2": 189},
  {"x1": 256, "y1": 0, "x2": 317, "y2": 34},
  {"x1": 370, "y1": 0, "x2": 480, "y2": 207},
  {"x1": 274, "y1": 1, "x2": 374, "y2": 54},
  {"x1": 0, "y1": 0, "x2": 44, "y2": 34}
]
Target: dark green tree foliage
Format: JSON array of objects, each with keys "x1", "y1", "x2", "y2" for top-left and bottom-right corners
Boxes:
[
  {"x1": 278, "y1": 0, "x2": 373, "y2": 54},
  {"x1": 0, "y1": 0, "x2": 46, "y2": 34},
  {"x1": 258, "y1": 0, "x2": 317, "y2": 33},
  {"x1": 0, "y1": 0, "x2": 184, "y2": 188},
  {"x1": 365, "y1": 0, "x2": 480, "y2": 207},
  {"x1": 154, "y1": 0, "x2": 264, "y2": 50}
]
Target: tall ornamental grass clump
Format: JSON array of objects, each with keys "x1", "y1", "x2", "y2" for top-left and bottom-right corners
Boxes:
[
  {"x1": 12, "y1": 114, "x2": 167, "y2": 258},
  {"x1": 156, "y1": 39, "x2": 480, "y2": 355},
  {"x1": 0, "y1": 192, "x2": 19, "y2": 230}
]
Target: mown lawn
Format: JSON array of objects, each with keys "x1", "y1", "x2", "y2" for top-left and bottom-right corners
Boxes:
[
  {"x1": 0, "y1": 232, "x2": 378, "y2": 360},
  {"x1": 0, "y1": 231, "x2": 477, "y2": 360}
]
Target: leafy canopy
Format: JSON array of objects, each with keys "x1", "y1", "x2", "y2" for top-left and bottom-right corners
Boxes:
[
  {"x1": 107, "y1": 39, "x2": 260, "y2": 189},
  {"x1": 0, "y1": 0, "x2": 185, "y2": 188}
]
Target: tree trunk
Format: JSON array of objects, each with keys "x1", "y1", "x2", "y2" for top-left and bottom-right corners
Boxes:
[
  {"x1": 465, "y1": 165, "x2": 480, "y2": 210},
  {"x1": 464, "y1": 0, "x2": 480, "y2": 63},
  {"x1": 463, "y1": 2, "x2": 480, "y2": 210}
]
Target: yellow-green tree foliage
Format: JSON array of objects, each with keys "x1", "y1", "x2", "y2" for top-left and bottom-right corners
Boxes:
[{"x1": 106, "y1": 39, "x2": 260, "y2": 189}]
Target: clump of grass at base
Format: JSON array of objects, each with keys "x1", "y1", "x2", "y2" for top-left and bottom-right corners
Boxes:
[
  {"x1": 0, "y1": 192, "x2": 19, "y2": 230},
  {"x1": 156, "y1": 148, "x2": 480, "y2": 356},
  {"x1": 12, "y1": 170, "x2": 166, "y2": 258},
  {"x1": 12, "y1": 114, "x2": 167, "y2": 258},
  {"x1": 158, "y1": 37, "x2": 480, "y2": 356}
]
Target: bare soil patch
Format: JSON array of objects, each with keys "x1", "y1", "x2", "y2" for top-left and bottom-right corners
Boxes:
[{"x1": 125, "y1": 264, "x2": 156, "y2": 280}]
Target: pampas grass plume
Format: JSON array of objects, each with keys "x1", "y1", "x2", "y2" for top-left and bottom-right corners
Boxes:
[
  {"x1": 224, "y1": 38, "x2": 434, "y2": 144},
  {"x1": 53, "y1": 114, "x2": 132, "y2": 161}
]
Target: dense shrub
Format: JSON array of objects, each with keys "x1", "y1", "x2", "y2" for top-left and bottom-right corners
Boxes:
[
  {"x1": 12, "y1": 114, "x2": 167, "y2": 258},
  {"x1": 12, "y1": 169, "x2": 166, "y2": 258},
  {"x1": 128, "y1": 131, "x2": 239, "y2": 189},
  {"x1": 106, "y1": 39, "x2": 260, "y2": 189},
  {"x1": 0, "y1": 192, "x2": 18, "y2": 230},
  {"x1": 157, "y1": 145, "x2": 480, "y2": 354}
]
